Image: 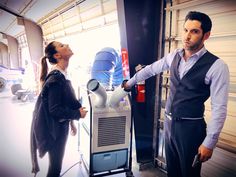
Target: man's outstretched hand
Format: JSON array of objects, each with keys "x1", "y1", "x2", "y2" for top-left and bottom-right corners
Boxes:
[{"x1": 122, "y1": 80, "x2": 131, "y2": 92}]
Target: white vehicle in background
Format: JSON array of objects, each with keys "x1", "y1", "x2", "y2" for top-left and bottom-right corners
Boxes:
[
  {"x1": 0, "y1": 65, "x2": 24, "y2": 92},
  {"x1": 0, "y1": 65, "x2": 35, "y2": 102}
]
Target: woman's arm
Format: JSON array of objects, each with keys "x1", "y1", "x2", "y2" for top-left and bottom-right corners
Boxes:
[{"x1": 70, "y1": 120, "x2": 77, "y2": 136}]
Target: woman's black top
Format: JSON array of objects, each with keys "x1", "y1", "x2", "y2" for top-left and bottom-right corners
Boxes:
[{"x1": 30, "y1": 70, "x2": 81, "y2": 174}]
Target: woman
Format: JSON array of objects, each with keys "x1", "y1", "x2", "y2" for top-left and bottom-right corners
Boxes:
[{"x1": 30, "y1": 41, "x2": 87, "y2": 177}]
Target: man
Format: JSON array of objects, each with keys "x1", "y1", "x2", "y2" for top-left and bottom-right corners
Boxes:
[{"x1": 123, "y1": 11, "x2": 229, "y2": 177}]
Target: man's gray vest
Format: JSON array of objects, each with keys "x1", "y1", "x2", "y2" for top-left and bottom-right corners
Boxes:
[{"x1": 165, "y1": 51, "x2": 218, "y2": 118}]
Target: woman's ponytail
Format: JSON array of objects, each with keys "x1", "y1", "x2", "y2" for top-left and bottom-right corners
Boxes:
[
  {"x1": 39, "y1": 56, "x2": 48, "y2": 87},
  {"x1": 39, "y1": 41, "x2": 57, "y2": 89}
]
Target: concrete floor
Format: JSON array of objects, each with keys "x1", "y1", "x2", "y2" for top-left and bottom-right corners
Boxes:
[{"x1": 0, "y1": 88, "x2": 167, "y2": 177}]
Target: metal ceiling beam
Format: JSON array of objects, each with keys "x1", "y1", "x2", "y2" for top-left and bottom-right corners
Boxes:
[{"x1": 0, "y1": 3, "x2": 22, "y2": 17}]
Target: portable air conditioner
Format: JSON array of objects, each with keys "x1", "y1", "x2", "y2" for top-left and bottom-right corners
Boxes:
[{"x1": 78, "y1": 79, "x2": 133, "y2": 177}]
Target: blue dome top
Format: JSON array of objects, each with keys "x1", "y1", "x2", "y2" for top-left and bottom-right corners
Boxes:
[{"x1": 91, "y1": 47, "x2": 123, "y2": 89}]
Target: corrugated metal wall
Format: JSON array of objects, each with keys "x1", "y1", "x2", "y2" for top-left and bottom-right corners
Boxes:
[{"x1": 38, "y1": 0, "x2": 117, "y2": 41}]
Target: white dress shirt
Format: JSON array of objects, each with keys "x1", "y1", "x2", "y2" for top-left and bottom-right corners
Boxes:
[{"x1": 127, "y1": 46, "x2": 229, "y2": 149}]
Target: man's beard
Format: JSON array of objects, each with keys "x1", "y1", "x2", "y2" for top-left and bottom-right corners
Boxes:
[{"x1": 183, "y1": 36, "x2": 204, "y2": 51}]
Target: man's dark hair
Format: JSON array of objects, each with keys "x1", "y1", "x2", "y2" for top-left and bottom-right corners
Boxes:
[{"x1": 185, "y1": 11, "x2": 212, "y2": 34}]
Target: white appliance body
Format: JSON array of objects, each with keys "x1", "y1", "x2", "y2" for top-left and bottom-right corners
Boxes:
[{"x1": 78, "y1": 89, "x2": 132, "y2": 175}]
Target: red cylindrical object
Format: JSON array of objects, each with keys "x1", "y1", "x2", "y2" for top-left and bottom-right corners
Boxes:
[{"x1": 136, "y1": 84, "x2": 145, "y2": 102}]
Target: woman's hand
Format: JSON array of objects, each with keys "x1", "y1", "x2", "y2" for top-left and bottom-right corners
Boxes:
[
  {"x1": 70, "y1": 121, "x2": 77, "y2": 136},
  {"x1": 79, "y1": 107, "x2": 88, "y2": 118}
]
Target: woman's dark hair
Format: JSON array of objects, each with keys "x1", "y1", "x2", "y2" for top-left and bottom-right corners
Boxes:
[
  {"x1": 40, "y1": 41, "x2": 58, "y2": 86},
  {"x1": 185, "y1": 11, "x2": 212, "y2": 34}
]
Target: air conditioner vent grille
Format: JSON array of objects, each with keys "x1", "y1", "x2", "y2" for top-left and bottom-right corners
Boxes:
[{"x1": 97, "y1": 116, "x2": 126, "y2": 147}]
